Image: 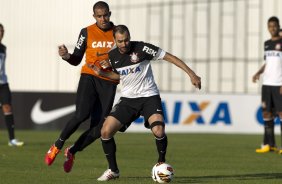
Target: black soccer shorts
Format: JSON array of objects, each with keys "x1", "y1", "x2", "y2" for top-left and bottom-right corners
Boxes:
[
  {"x1": 110, "y1": 95, "x2": 164, "y2": 130},
  {"x1": 0, "y1": 83, "x2": 12, "y2": 105},
  {"x1": 262, "y1": 85, "x2": 282, "y2": 112}
]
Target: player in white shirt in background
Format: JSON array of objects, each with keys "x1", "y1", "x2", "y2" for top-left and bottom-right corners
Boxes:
[{"x1": 253, "y1": 16, "x2": 282, "y2": 153}]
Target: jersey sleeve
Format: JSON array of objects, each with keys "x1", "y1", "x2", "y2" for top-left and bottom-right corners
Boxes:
[
  {"x1": 108, "y1": 51, "x2": 119, "y2": 74},
  {"x1": 141, "y1": 42, "x2": 165, "y2": 61},
  {"x1": 64, "y1": 28, "x2": 87, "y2": 66},
  {"x1": 154, "y1": 49, "x2": 166, "y2": 60}
]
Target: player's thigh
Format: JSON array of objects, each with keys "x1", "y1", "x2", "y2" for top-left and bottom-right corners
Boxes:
[
  {"x1": 101, "y1": 116, "x2": 123, "y2": 138},
  {"x1": 109, "y1": 97, "x2": 140, "y2": 129},
  {"x1": 272, "y1": 86, "x2": 282, "y2": 113},
  {"x1": 0, "y1": 83, "x2": 11, "y2": 105},
  {"x1": 142, "y1": 95, "x2": 164, "y2": 126},
  {"x1": 262, "y1": 85, "x2": 273, "y2": 113},
  {"x1": 96, "y1": 80, "x2": 117, "y2": 118},
  {"x1": 75, "y1": 75, "x2": 97, "y2": 117}
]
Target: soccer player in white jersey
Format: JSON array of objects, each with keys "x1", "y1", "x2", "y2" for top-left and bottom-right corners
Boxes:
[
  {"x1": 253, "y1": 16, "x2": 282, "y2": 153},
  {"x1": 91, "y1": 25, "x2": 201, "y2": 181}
]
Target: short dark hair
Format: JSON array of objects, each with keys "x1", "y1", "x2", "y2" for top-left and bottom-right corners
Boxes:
[
  {"x1": 93, "y1": 1, "x2": 109, "y2": 13},
  {"x1": 113, "y1": 25, "x2": 130, "y2": 38},
  {"x1": 268, "y1": 16, "x2": 280, "y2": 26},
  {"x1": 0, "y1": 23, "x2": 3, "y2": 29}
]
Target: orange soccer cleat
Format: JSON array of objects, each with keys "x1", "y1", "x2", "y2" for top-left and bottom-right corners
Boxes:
[{"x1": 45, "y1": 145, "x2": 60, "y2": 166}]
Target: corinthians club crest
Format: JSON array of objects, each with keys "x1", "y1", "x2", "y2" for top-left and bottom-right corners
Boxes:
[{"x1": 130, "y1": 52, "x2": 139, "y2": 63}]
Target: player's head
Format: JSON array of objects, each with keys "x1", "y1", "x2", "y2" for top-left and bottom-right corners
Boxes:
[
  {"x1": 267, "y1": 16, "x2": 280, "y2": 37},
  {"x1": 113, "y1": 25, "x2": 131, "y2": 54},
  {"x1": 0, "y1": 23, "x2": 4, "y2": 42},
  {"x1": 93, "y1": 1, "x2": 111, "y2": 30}
]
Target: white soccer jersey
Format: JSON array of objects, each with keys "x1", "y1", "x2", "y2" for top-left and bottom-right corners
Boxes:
[
  {"x1": 263, "y1": 38, "x2": 282, "y2": 86},
  {"x1": 109, "y1": 41, "x2": 165, "y2": 98}
]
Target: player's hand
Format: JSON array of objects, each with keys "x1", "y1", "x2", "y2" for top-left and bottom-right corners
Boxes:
[
  {"x1": 99, "y1": 60, "x2": 111, "y2": 70},
  {"x1": 58, "y1": 44, "x2": 70, "y2": 60},
  {"x1": 252, "y1": 74, "x2": 260, "y2": 83},
  {"x1": 190, "y1": 74, "x2": 201, "y2": 89},
  {"x1": 88, "y1": 64, "x2": 102, "y2": 75},
  {"x1": 88, "y1": 64, "x2": 120, "y2": 81}
]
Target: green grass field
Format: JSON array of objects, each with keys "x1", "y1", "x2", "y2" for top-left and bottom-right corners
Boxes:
[{"x1": 1, "y1": 130, "x2": 282, "y2": 184}]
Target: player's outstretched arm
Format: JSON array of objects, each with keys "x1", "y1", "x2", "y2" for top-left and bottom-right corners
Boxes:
[
  {"x1": 89, "y1": 64, "x2": 120, "y2": 81},
  {"x1": 163, "y1": 52, "x2": 201, "y2": 89},
  {"x1": 252, "y1": 64, "x2": 265, "y2": 83}
]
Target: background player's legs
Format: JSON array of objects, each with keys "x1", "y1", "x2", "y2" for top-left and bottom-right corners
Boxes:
[
  {"x1": 263, "y1": 118, "x2": 275, "y2": 147},
  {"x1": 63, "y1": 125, "x2": 102, "y2": 173},
  {"x1": 0, "y1": 83, "x2": 23, "y2": 146},
  {"x1": 2, "y1": 104, "x2": 15, "y2": 140},
  {"x1": 256, "y1": 110, "x2": 276, "y2": 153},
  {"x1": 256, "y1": 86, "x2": 276, "y2": 153},
  {"x1": 64, "y1": 81, "x2": 117, "y2": 172},
  {"x1": 68, "y1": 121, "x2": 102, "y2": 154},
  {"x1": 68, "y1": 80, "x2": 116, "y2": 154},
  {"x1": 54, "y1": 75, "x2": 96, "y2": 150},
  {"x1": 64, "y1": 78, "x2": 116, "y2": 172},
  {"x1": 45, "y1": 75, "x2": 96, "y2": 166}
]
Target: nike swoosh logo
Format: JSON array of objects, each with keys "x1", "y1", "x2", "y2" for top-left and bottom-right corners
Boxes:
[
  {"x1": 31, "y1": 99, "x2": 75, "y2": 124},
  {"x1": 96, "y1": 52, "x2": 108, "y2": 57}
]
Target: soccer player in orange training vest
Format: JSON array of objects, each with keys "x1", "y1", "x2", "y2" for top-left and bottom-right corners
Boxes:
[
  {"x1": 253, "y1": 16, "x2": 282, "y2": 153},
  {"x1": 0, "y1": 24, "x2": 24, "y2": 147},
  {"x1": 44, "y1": 1, "x2": 119, "y2": 173}
]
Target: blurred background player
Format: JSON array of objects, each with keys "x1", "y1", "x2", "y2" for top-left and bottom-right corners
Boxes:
[
  {"x1": 252, "y1": 16, "x2": 282, "y2": 153},
  {"x1": 92, "y1": 25, "x2": 201, "y2": 181},
  {"x1": 0, "y1": 23, "x2": 24, "y2": 147},
  {"x1": 44, "y1": 1, "x2": 119, "y2": 172}
]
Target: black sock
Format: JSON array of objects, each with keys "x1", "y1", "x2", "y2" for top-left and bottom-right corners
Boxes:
[
  {"x1": 264, "y1": 119, "x2": 275, "y2": 147},
  {"x1": 55, "y1": 138, "x2": 65, "y2": 150},
  {"x1": 4, "y1": 114, "x2": 15, "y2": 140},
  {"x1": 155, "y1": 135, "x2": 168, "y2": 163},
  {"x1": 101, "y1": 137, "x2": 118, "y2": 172}
]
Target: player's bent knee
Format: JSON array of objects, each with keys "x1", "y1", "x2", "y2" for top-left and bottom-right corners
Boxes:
[
  {"x1": 101, "y1": 126, "x2": 114, "y2": 139},
  {"x1": 2, "y1": 104, "x2": 12, "y2": 113},
  {"x1": 150, "y1": 121, "x2": 165, "y2": 138},
  {"x1": 262, "y1": 111, "x2": 273, "y2": 119},
  {"x1": 100, "y1": 127, "x2": 109, "y2": 139}
]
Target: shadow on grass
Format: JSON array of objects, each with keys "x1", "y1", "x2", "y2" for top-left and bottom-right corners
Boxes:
[
  {"x1": 174, "y1": 173, "x2": 282, "y2": 183},
  {"x1": 126, "y1": 173, "x2": 282, "y2": 183}
]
